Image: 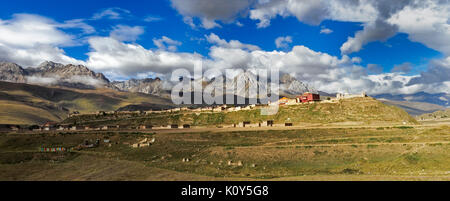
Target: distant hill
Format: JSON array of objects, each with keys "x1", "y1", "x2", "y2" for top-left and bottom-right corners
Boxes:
[
  {"x1": 418, "y1": 109, "x2": 450, "y2": 120},
  {"x1": 0, "y1": 81, "x2": 174, "y2": 125},
  {"x1": 379, "y1": 99, "x2": 446, "y2": 116},
  {"x1": 374, "y1": 92, "x2": 449, "y2": 108}
]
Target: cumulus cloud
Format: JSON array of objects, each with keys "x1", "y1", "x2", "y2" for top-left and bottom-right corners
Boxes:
[
  {"x1": 170, "y1": 0, "x2": 255, "y2": 29},
  {"x1": 1, "y1": 3, "x2": 448, "y2": 96},
  {"x1": 250, "y1": 0, "x2": 327, "y2": 28},
  {"x1": 406, "y1": 56, "x2": 450, "y2": 86},
  {"x1": 153, "y1": 36, "x2": 182, "y2": 51},
  {"x1": 341, "y1": 19, "x2": 398, "y2": 55},
  {"x1": 275, "y1": 36, "x2": 292, "y2": 49},
  {"x1": 168, "y1": 0, "x2": 450, "y2": 58},
  {"x1": 245, "y1": 0, "x2": 414, "y2": 54},
  {"x1": 388, "y1": 0, "x2": 450, "y2": 56},
  {"x1": 338, "y1": 0, "x2": 450, "y2": 56},
  {"x1": 0, "y1": 14, "x2": 74, "y2": 48},
  {"x1": 110, "y1": 25, "x2": 145, "y2": 42},
  {"x1": 0, "y1": 14, "x2": 85, "y2": 67},
  {"x1": 248, "y1": 0, "x2": 378, "y2": 28},
  {"x1": 86, "y1": 37, "x2": 203, "y2": 78},
  {"x1": 0, "y1": 44, "x2": 83, "y2": 68},
  {"x1": 81, "y1": 32, "x2": 449, "y2": 95}
]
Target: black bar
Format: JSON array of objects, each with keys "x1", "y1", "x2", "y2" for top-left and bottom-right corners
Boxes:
[{"x1": 0, "y1": 181, "x2": 446, "y2": 200}]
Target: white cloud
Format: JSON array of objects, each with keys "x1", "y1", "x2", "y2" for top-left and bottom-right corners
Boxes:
[
  {"x1": 170, "y1": 0, "x2": 255, "y2": 29},
  {"x1": 182, "y1": 16, "x2": 196, "y2": 28},
  {"x1": 206, "y1": 33, "x2": 260, "y2": 51},
  {"x1": 110, "y1": 25, "x2": 145, "y2": 42},
  {"x1": 82, "y1": 33, "x2": 449, "y2": 95},
  {"x1": 0, "y1": 14, "x2": 74, "y2": 48},
  {"x1": 0, "y1": 44, "x2": 83, "y2": 67},
  {"x1": 0, "y1": 14, "x2": 84, "y2": 67},
  {"x1": 26, "y1": 75, "x2": 58, "y2": 85},
  {"x1": 320, "y1": 27, "x2": 333, "y2": 34},
  {"x1": 144, "y1": 16, "x2": 163, "y2": 22},
  {"x1": 59, "y1": 19, "x2": 95, "y2": 34},
  {"x1": 406, "y1": 56, "x2": 450, "y2": 86},
  {"x1": 167, "y1": 0, "x2": 450, "y2": 58},
  {"x1": 25, "y1": 75, "x2": 106, "y2": 87},
  {"x1": 200, "y1": 18, "x2": 222, "y2": 29},
  {"x1": 250, "y1": 0, "x2": 326, "y2": 28},
  {"x1": 388, "y1": 1, "x2": 450, "y2": 56},
  {"x1": 351, "y1": 57, "x2": 362, "y2": 63},
  {"x1": 92, "y1": 7, "x2": 131, "y2": 20},
  {"x1": 86, "y1": 37, "x2": 203, "y2": 79},
  {"x1": 0, "y1": 5, "x2": 447, "y2": 96},
  {"x1": 275, "y1": 36, "x2": 292, "y2": 49},
  {"x1": 153, "y1": 36, "x2": 182, "y2": 51},
  {"x1": 341, "y1": 19, "x2": 398, "y2": 55}
]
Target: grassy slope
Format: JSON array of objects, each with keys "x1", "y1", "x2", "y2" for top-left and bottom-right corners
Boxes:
[
  {"x1": 0, "y1": 81, "x2": 174, "y2": 125},
  {"x1": 64, "y1": 97, "x2": 418, "y2": 127}
]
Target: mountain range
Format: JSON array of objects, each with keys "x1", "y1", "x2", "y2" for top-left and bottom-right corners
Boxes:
[
  {"x1": 0, "y1": 61, "x2": 448, "y2": 116},
  {"x1": 374, "y1": 92, "x2": 449, "y2": 108},
  {"x1": 0, "y1": 61, "x2": 316, "y2": 98}
]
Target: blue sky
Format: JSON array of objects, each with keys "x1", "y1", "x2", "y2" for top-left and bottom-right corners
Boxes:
[
  {"x1": 0, "y1": 0, "x2": 442, "y2": 70},
  {"x1": 0, "y1": 0, "x2": 448, "y2": 95}
]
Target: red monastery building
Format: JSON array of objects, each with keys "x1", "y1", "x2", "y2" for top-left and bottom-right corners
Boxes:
[{"x1": 297, "y1": 92, "x2": 320, "y2": 103}]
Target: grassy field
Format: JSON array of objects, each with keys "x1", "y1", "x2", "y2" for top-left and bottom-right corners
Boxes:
[{"x1": 0, "y1": 123, "x2": 449, "y2": 181}]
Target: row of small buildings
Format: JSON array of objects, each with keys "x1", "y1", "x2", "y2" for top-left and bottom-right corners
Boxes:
[
  {"x1": 276, "y1": 92, "x2": 367, "y2": 106},
  {"x1": 30, "y1": 120, "x2": 297, "y2": 132}
]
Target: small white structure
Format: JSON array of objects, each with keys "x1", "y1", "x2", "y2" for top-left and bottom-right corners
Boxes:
[
  {"x1": 131, "y1": 137, "x2": 155, "y2": 148},
  {"x1": 336, "y1": 91, "x2": 367, "y2": 100}
]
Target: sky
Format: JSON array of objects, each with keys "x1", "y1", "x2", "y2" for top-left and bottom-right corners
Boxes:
[{"x1": 0, "y1": 0, "x2": 449, "y2": 95}]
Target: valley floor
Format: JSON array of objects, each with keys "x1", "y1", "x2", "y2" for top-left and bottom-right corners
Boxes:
[{"x1": 0, "y1": 120, "x2": 449, "y2": 181}]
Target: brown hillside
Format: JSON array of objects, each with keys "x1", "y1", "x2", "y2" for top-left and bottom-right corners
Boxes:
[{"x1": 0, "y1": 81, "x2": 174, "y2": 125}]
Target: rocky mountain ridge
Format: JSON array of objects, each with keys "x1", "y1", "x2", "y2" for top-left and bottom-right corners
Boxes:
[{"x1": 0, "y1": 61, "x2": 317, "y2": 98}]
